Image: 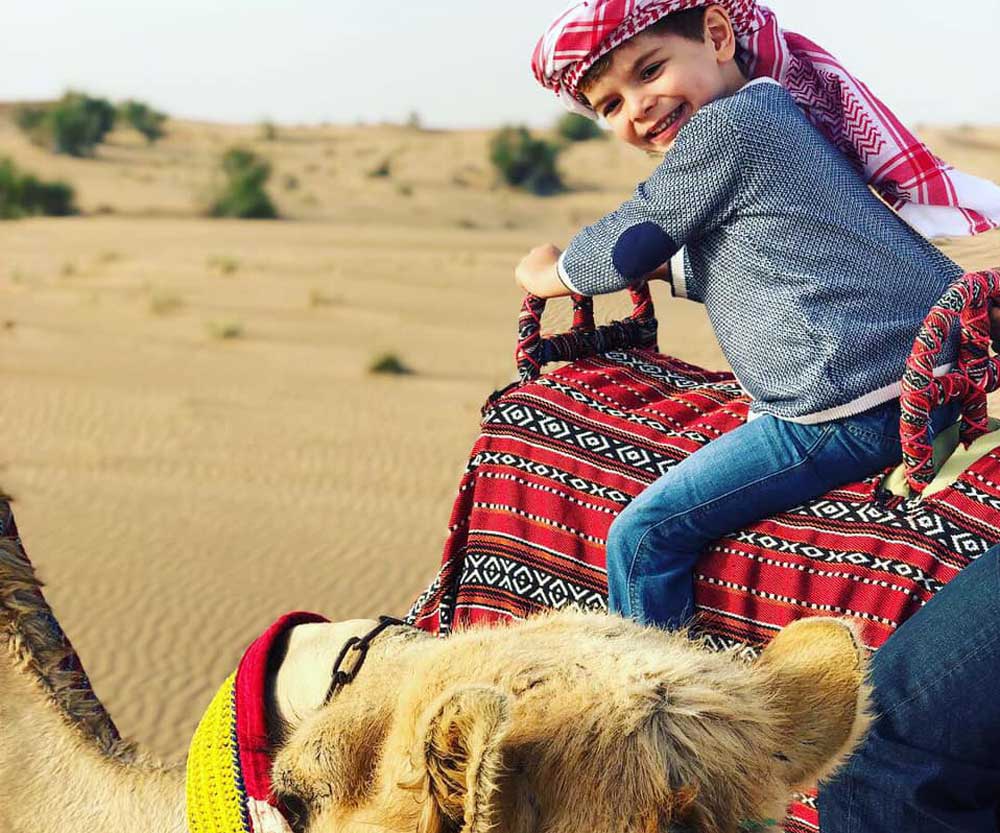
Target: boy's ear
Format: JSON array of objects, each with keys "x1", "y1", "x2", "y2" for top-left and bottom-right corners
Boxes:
[{"x1": 704, "y1": 5, "x2": 738, "y2": 63}]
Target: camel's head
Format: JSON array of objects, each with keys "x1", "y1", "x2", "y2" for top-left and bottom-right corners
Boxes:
[{"x1": 266, "y1": 611, "x2": 870, "y2": 833}]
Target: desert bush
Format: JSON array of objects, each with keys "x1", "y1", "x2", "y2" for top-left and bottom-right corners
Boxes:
[
  {"x1": 208, "y1": 147, "x2": 278, "y2": 219},
  {"x1": 14, "y1": 106, "x2": 46, "y2": 134},
  {"x1": 308, "y1": 288, "x2": 338, "y2": 307},
  {"x1": 555, "y1": 112, "x2": 604, "y2": 142},
  {"x1": 15, "y1": 93, "x2": 116, "y2": 156},
  {"x1": 259, "y1": 121, "x2": 278, "y2": 141},
  {"x1": 119, "y1": 100, "x2": 166, "y2": 143},
  {"x1": 207, "y1": 320, "x2": 244, "y2": 339},
  {"x1": 369, "y1": 352, "x2": 411, "y2": 375},
  {"x1": 489, "y1": 126, "x2": 564, "y2": 196},
  {"x1": 149, "y1": 290, "x2": 183, "y2": 315},
  {"x1": 367, "y1": 157, "x2": 391, "y2": 178},
  {"x1": 0, "y1": 157, "x2": 77, "y2": 219},
  {"x1": 207, "y1": 254, "x2": 240, "y2": 275}
]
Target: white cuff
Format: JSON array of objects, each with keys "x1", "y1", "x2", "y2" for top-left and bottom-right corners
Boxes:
[
  {"x1": 669, "y1": 246, "x2": 688, "y2": 298},
  {"x1": 557, "y1": 251, "x2": 586, "y2": 295}
]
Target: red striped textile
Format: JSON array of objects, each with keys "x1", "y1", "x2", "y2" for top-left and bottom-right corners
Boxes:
[
  {"x1": 408, "y1": 348, "x2": 1000, "y2": 832},
  {"x1": 902, "y1": 269, "x2": 1000, "y2": 492},
  {"x1": 531, "y1": 0, "x2": 1000, "y2": 237}
]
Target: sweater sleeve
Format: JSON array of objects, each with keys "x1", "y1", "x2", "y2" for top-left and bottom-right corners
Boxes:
[{"x1": 558, "y1": 104, "x2": 744, "y2": 296}]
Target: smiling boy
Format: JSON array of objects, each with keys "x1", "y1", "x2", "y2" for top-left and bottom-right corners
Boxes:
[{"x1": 519, "y1": 1, "x2": 1000, "y2": 635}]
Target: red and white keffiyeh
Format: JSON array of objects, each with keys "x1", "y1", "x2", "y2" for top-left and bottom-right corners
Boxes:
[{"x1": 532, "y1": 0, "x2": 1000, "y2": 238}]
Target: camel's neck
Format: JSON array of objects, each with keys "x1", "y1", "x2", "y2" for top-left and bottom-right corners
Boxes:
[
  {"x1": 0, "y1": 525, "x2": 185, "y2": 833},
  {"x1": 0, "y1": 643, "x2": 186, "y2": 833}
]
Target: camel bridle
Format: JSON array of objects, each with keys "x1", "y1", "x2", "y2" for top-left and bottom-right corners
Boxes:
[{"x1": 324, "y1": 615, "x2": 407, "y2": 704}]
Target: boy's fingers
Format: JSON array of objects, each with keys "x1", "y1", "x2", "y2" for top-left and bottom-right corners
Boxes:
[
  {"x1": 644, "y1": 261, "x2": 671, "y2": 282},
  {"x1": 990, "y1": 304, "x2": 1000, "y2": 352}
]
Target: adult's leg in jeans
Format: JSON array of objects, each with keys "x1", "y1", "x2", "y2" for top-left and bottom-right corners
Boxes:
[
  {"x1": 605, "y1": 406, "x2": 905, "y2": 628},
  {"x1": 818, "y1": 543, "x2": 1000, "y2": 833}
]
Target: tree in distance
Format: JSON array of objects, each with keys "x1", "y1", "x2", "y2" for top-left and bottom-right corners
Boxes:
[
  {"x1": 16, "y1": 92, "x2": 116, "y2": 157},
  {"x1": 555, "y1": 112, "x2": 605, "y2": 143},
  {"x1": 208, "y1": 147, "x2": 278, "y2": 219},
  {"x1": 489, "y1": 126, "x2": 564, "y2": 196},
  {"x1": 0, "y1": 157, "x2": 77, "y2": 219},
  {"x1": 16, "y1": 92, "x2": 167, "y2": 154},
  {"x1": 119, "y1": 100, "x2": 167, "y2": 144}
]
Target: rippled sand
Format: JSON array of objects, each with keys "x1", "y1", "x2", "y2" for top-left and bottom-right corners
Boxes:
[{"x1": 1, "y1": 111, "x2": 998, "y2": 759}]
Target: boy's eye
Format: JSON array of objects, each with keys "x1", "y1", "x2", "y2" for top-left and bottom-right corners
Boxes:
[
  {"x1": 601, "y1": 98, "x2": 621, "y2": 117},
  {"x1": 641, "y1": 62, "x2": 663, "y2": 80}
]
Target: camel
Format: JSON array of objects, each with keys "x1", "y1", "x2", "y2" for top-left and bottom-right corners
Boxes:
[{"x1": 0, "y1": 524, "x2": 872, "y2": 833}]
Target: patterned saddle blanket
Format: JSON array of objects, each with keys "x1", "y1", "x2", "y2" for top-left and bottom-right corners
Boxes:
[{"x1": 407, "y1": 348, "x2": 1000, "y2": 832}]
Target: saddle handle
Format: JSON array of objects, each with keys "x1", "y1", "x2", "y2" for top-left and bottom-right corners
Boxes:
[
  {"x1": 900, "y1": 268, "x2": 1000, "y2": 493},
  {"x1": 515, "y1": 284, "x2": 658, "y2": 384}
]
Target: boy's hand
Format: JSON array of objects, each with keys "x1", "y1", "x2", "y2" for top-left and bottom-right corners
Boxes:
[
  {"x1": 515, "y1": 244, "x2": 571, "y2": 298},
  {"x1": 990, "y1": 302, "x2": 1000, "y2": 353}
]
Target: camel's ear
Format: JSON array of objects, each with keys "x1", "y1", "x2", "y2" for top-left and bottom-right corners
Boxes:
[
  {"x1": 416, "y1": 685, "x2": 511, "y2": 833},
  {"x1": 756, "y1": 618, "x2": 872, "y2": 788}
]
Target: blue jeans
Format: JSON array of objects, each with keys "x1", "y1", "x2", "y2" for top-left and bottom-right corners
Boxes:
[
  {"x1": 818, "y1": 541, "x2": 1000, "y2": 832},
  {"x1": 605, "y1": 398, "x2": 957, "y2": 629}
]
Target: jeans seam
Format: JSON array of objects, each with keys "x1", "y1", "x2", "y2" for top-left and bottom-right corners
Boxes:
[
  {"x1": 625, "y1": 422, "x2": 837, "y2": 615},
  {"x1": 876, "y1": 549, "x2": 1000, "y2": 721},
  {"x1": 878, "y1": 624, "x2": 1000, "y2": 722},
  {"x1": 844, "y1": 423, "x2": 898, "y2": 445}
]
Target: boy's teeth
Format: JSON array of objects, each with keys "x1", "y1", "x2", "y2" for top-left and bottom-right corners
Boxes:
[{"x1": 650, "y1": 105, "x2": 683, "y2": 137}]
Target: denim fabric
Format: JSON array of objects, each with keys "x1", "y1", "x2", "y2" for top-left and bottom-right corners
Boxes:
[
  {"x1": 605, "y1": 399, "x2": 959, "y2": 629},
  {"x1": 818, "y1": 541, "x2": 1000, "y2": 833}
]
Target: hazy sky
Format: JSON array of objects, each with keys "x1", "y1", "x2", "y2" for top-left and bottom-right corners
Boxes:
[{"x1": 4, "y1": 0, "x2": 998, "y2": 128}]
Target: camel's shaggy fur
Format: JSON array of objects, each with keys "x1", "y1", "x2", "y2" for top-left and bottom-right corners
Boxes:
[
  {"x1": 0, "y1": 537, "x2": 130, "y2": 759},
  {"x1": 0, "y1": 506, "x2": 871, "y2": 833},
  {"x1": 270, "y1": 612, "x2": 871, "y2": 833}
]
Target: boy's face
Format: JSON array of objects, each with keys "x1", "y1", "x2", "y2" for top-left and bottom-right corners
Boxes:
[{"x1": 583, "y1": 10, "x2": 742, "y2": 153}]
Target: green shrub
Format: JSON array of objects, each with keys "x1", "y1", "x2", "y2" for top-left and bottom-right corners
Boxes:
[
  {"x1": 555, "y1": 112, "x2": 605, "y2": 142},
  {"x1": 209, "y1": 147, "x2": 278, "y2": 219},
  {"x1": 207, "y1": 254, "x2": 240, "y2": 275},
  {"x1": 259, "y1": 121, "x2": 278, "y2": 141},
  {"x1": 119, "y1": 100, "x2": 166, "y2": 143},
  {"x1": 308, "y1": 288, "x2": 339, "y2": 307},
  {"x1": 489, "y1": 126, "x2": 563, "y2": 196},
  {"x1": 0, "y1": 157, "x2": 77, "y2": 219},
  {"x1": 149, "y1": 290, "x2": 183, "y2": 315},
  {"x1": 367, "y1": 157, "x2": 391, "y2": 178},
  {"x1": 14, "y1": 106, "x2": 47, "y2": 134},
  {"x1": 46, "y1": 93, "x2": 116, "y2": 156},
  {"x1": 368, "y1": 352, "x2": 411, "y2": 375},
  {"x1": 207, "y1": 320, "x2": 244, "y2": 339}
]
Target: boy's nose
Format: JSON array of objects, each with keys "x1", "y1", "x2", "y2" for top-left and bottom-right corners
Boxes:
[{"x1": 627, "y1": 92, "x2": 656, "y2": 123}]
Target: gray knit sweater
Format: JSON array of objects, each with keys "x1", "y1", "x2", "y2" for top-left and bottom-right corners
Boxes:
[{"x1": 558, "y1": 78, "x2": 962, "y2": 423}]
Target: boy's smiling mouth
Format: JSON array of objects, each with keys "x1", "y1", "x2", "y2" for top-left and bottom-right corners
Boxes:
[{"x1": 645, "y1": 103, "x2": 688, "y2": 145}]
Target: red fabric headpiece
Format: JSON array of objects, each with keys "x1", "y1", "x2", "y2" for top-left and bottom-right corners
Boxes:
[{"x1": 531, "y1": 0, "x2": 1000, "y2": 238}]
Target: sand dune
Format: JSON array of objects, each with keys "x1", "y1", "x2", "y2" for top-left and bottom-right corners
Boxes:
[{"x1": 1, "y1": 112, "x2": 998, "y2": 759}]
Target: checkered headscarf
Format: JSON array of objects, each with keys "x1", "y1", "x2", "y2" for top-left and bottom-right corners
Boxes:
[{"x1": 532, "y1": 0, "x2": 1000, "y2": 238}]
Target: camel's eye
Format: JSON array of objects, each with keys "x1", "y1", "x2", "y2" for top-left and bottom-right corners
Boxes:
[{"x1": 282, "y1": 794, "x2": 309, "y2": 832}]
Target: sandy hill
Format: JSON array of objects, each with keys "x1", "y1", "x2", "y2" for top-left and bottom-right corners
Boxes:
[{"x1": 1, "y1": 110, "x2": 999, "y2": 759}]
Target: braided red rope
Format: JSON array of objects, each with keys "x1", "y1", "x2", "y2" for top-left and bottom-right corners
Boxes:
[
  {"x1": 901, "y1": 269, "x2": 1000, "y2": 493},
  {"x1": 515, "y1": 285, "x2": 658, "y2": 384},
  {"x1": 516, "y1": 296, "x2": 546, "y2": 378}
]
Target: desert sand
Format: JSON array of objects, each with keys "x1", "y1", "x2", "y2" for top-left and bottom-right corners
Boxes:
[{"x1": 1, "y1": 109, "x2": 999, "y2": 760}]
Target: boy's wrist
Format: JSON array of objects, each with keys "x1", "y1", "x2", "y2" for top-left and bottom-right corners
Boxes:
[
  {"x1": 515, "y1": 244, "x2": 573, "y2": 298},
  {"x1": 555, "y1": 251, "x2": 585, "y2": 296}
]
